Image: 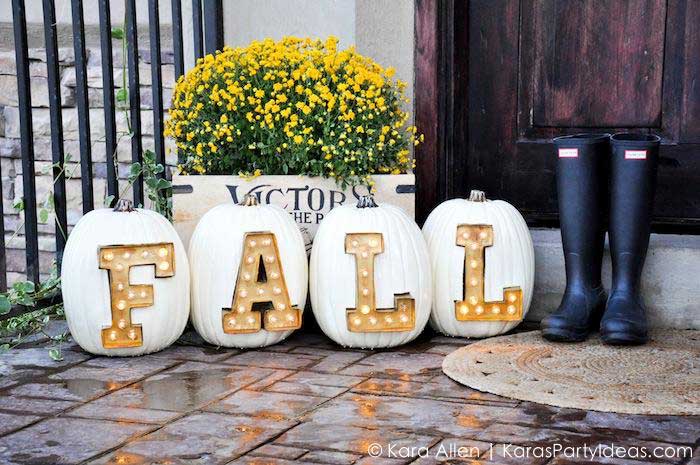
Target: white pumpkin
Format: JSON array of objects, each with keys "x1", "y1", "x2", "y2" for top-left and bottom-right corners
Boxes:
[
  {"x1": 310, "y1": 195, "x2": 431, "y2": 348},
  {"x1": 189, "y1": 194, "x2": 307, "y2": 348},
  {"x1": 61, "y1": 199, "x2": 190, "y2": 356},
  {"x1": 422, "y1": 190, "x2": 534, "y2": 338}
]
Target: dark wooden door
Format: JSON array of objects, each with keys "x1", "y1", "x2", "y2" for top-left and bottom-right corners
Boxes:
[{"x1": 415, "y1": 0, "x2": 700, "y2": 232}]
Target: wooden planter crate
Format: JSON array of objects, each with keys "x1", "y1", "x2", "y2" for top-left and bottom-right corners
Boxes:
[{"x1": 172, "y1": 174, "x2": 415, "y2": 251}]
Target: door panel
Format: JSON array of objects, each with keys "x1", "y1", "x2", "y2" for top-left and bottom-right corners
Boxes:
[
  {"x1": 529, "y1": 0, "x2": 665, "y2": 128},
  {"x1": 681, "y1": 0, "x2": 700, "y2": 142},
  {"x1": 449, "y1": 0, "x2": 700, "y2": 231}
]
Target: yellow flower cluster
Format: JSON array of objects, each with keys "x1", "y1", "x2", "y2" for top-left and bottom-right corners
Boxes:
[{"x1": 165, "y1": 36, "x2": 421, "y2": 187}]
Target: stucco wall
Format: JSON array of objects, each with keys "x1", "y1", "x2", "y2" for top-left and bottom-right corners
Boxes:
[
  {"x1": 0, "y1": 1, "x2": 172, "y2": 25},
  {"x1": 355, "y1": 0, "x2": 414, "y2": 123},
  {"x1": 222, "y1": 0, "x2": 415, "y2": 120}
]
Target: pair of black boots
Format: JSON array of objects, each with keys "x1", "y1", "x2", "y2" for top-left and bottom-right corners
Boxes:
[{"x1": 541, "y1": 133, "x2": 660, "y2": 345}]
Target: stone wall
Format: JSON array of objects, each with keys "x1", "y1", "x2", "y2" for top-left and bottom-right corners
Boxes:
[{"x1": 0, "y1": 46, "x2": 177, "y2": 285}]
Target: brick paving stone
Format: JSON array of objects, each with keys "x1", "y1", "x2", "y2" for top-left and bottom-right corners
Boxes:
[
  {"x1": 305, "y1": 392, "x2": 535, "y2": 437},
  {"x1": 306, "y1": 350, "x2": 371, "y2": 373},
  {"x1": 581, "y1": 439, "x2": 693, "y2": 464},
  {"x1": 684, "y1": 449, "x2": 700, "y2": 465},
  {"x1": 266, "y1": 380, "x2": 349, "y2": 398},
  {"x1": 0, "y1": 346, "x2": 91, "y2": 370},
  {"x1": 352, "y1": 376, "x2": 519, "y2": 406},
  {"x1": 548, "y1": 458, "x2": 669, "y2": 465},
  {"x1": 338, "y1": 352, "x2": 444, "y2": 381},
  {"x1": 246, "y1": 369, "x2": 296, "y2": 391},
  {"x1": 249, "y1": 443, "x2": 309, "y2": 460},
  {"x1": 5, "y1": 379, "x2": 102, "y2": 402},
  {"x1": 275, "y1": 421, "x2": 438, "y2": 457},
  {"x1": 428, "y1": 376, "x2": 520, "y2": 405},
  {"x1": 388, "y1": 338, "x2": 440, "y2": 354},
  {"x1": 265, "y1": 371, "x2": 365, "y2": 398},
  {"x1": 225, "y1": 350, "x2": 322, "y2": 370},
  {"x1": 5, "y1": 356, "x2": 180, "y2": 402},
  {"x1": 148, "y1": 343, "x2": 238, "y2": 363},
  {"x1": 0, "y1": 346, "x2": 91, "y2": 390},
  {"x1": 256, "y1": 332, "x2": 338, "y2": 354},
  {"x1": 65, "y1": 402, "x2": 181, "y2": 424},
  {"x1": 56, "y1": 356, "x2": 179, "y2": 382},
  {"x1": 206, "y1": 389, "x2": 327, "y2": 420},
  {"x1": 290, "y1": 346, "x2": 370, "y2": 357},
  {"x1": 353, "y1": 457, "x2": 410, "y2": 465},
  {"x1": 549, "y1": 410, "x2": 700, "y2": 445},
  {"x1": 0, "y1": 412, "x2": 41, "y2": 436},
  {"x1": 228, "y1": 458, "x2": 319, "y2": 465},
  {"x1": 426, "y1": 344, "x2": 466, "y2": 356},
  {"x1": 0, "y1": 332, "x2": 697, "y2": 465},
  {"x1": 88, "y1": 412, "x2": 296, "y2": 465},
  {"x1": 93, "y1": 361, "x2": 274, "y2": 412},
  {"x1": 473, "y1": 423, "x2": 588, "y2": 445},
  {"x1": 479, "y1": 443, "x2": 550, "y2": 465},
  {"x1": 0, "y1": 374, "x2": 24, "y2": 391},
  {"x1": 0, "y1": 417, "x2": 153, "y2": 464},
  {"x1": 429, "y1": 437, "x2": 492, "y2": 462},
  {"x1": 259, "y1": 344, "x2": 296, "y2": 353},
  {"x1": 429, "y1": 335, "x2": 476, "y2": 346},
  {"x1": 0, "y1": 395, "x2": 77, "y2": 415},
  {"x1": 285, "y1": 371, "x2": 366, "y2": 388},
  {"x1": 301, "y1": 449, "x2": 362, "y2": 464}
]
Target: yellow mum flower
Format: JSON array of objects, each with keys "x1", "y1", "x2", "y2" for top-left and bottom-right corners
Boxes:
[{"x1": 164, "y1": 36, "x2": 421, "y2": 186}]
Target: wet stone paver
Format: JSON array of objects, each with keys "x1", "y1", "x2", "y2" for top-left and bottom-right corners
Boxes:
[{"x1": 0, "y1": 326, "x2": 696, "y2": 465}]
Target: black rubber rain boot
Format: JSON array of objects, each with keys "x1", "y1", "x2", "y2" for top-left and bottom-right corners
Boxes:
[
  {"x1": 541, "y1": 134, "x2": 609, "y2": 342},
  {"x1": 601, "y1": 133, "x2": 660, "y2": 345}
]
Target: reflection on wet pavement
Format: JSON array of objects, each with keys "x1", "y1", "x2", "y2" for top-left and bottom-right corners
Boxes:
[{"x1": 0, "y1": 330, "x2": 696, "y2": 465}]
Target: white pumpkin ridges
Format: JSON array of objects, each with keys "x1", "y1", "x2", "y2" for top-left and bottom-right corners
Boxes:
[
  {"x1": 422, "y1": 198, "x2": 534, "y2": 339},
  {"x1": 383, "y1": 204, "x2": 431, "y2": 347},
  {"x1": 424, "y1": 199, "x2": 464, "y2": 335},
  {"x1": 310, "y1": 202, "x2": 431, "y2": 349},
  {"x1": 309, "y1": 207, "x2": 351, "y2": 345},
  {"x1": 62, "y1": 208, "x2": 190, "y2": 356},
  {"x1": 505, "y1": 201, "x2": 535, "y2": 308},
  {"x1": 138, "y1": 210, "x2": 190, "y2": 353},
  {"x1": 188, "y1": 203, "x2": 307, "y2": 348},
  {"x1": 486, "y1": 201, "x2": 519, "y2": 336}
]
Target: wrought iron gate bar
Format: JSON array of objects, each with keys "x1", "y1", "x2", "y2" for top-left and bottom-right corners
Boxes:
[
  {"x1": 70, "y1": 0, "x2": 95, "y2": 214},
  {"x1": 11, "y1": 0, "x2": 40, "y2": 285},
  {"x1": 42, "y1": 0, "x2": 69, "y2": 267},
  {"x1": 126, "y1": 0, "x2": 145, "y2": 205},
  {"x1": 4, "y1": 0, "x2": 216, "y2": 291}
]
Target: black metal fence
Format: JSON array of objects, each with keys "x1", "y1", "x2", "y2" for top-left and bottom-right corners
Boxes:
[{"x1": 3, "y1": 0, "x2": 223, "y2": 291}]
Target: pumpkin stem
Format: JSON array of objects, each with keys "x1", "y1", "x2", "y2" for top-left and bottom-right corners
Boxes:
[
  {"x1": 113, "y1": 198, "x2": 135, "y2": 212},
  {"x1": 239, "y1": 194, "x2": 260, "y2": 206},
  {"x1": 356, "y1": 195, "x2": 378, "y2": 208},
  {"x1": 468, "y1": 190, "x2": 487, "y2": 202}
]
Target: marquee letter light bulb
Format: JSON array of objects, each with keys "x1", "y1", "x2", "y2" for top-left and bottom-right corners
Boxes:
[
  {"x1": 98, "y1": 242, "x2": 175, "y2": 348},
  {"x1": 345, "y1": 232, "x2": 415, "y2": 332},
  {"x1": 455, "y1": 224, "x2": 523, "y2": 321},
  {"x1": 223, "y1": 232, "x2": 301, "y2": 333}
]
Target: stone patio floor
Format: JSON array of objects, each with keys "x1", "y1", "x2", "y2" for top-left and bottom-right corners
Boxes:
[{"x1": 0, "y1": 325, "x2": 697, "y2": 465}]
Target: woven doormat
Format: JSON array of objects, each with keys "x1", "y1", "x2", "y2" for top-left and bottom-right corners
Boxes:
[{"x1": 443, "y1": 330, "x2": 699, "y2": 415}]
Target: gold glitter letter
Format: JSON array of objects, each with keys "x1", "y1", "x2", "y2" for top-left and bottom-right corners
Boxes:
[
  {"x1": 345, "y1": 233, "x2": 415, "y2": 332},
  {"x1": 99, "y1": 243, "x2": 175, "y2": 348},
  {"x1": 223, "y1": 232, "x2": 301, "y2": 333},
  {"x1": 455, "y1": 225, "x2": 522, "y2": 321}
]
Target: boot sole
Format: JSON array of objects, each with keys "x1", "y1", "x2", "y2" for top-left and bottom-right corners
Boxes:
[
  {"x1": 541, "y1": 327, "x2": 588, "y2": 343},
  {"x1": 601, "y1": 331, "x2": 647, "y2": 346}
]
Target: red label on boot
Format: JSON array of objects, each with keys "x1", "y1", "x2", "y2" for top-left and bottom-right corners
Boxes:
[
  {"x1": 625, "y1": 150, "x2": 647, "y2": 160},
  {"x1": 558, "y1": 148, "x2": 578, "y2": 158}
]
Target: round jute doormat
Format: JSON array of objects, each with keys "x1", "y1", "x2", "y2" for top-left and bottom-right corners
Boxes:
[{"x1": 442, "y1": 329, "x2": 699, "y2": 415}]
